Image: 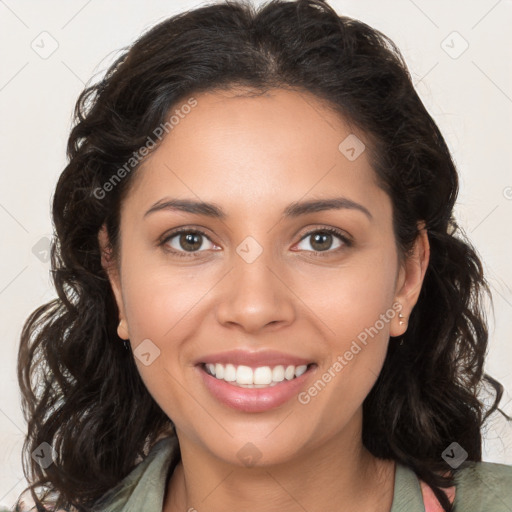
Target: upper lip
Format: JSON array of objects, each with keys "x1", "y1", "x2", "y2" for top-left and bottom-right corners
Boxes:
[{"x1": 196, "y1": 349, "x2": 315, "y2": 368}]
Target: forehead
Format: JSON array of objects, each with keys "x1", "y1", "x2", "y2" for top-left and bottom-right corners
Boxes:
[{"x1": 122, "y1": 87, "x2": 389, "y2": 221}]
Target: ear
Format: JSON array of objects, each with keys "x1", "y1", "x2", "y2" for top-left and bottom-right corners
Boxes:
[
  {"x1": 389, "y1": 222, "x2": 430, "y2": 337},
  {"x1": 98, "y1": 224, "x2": 130, "y2": 340}
]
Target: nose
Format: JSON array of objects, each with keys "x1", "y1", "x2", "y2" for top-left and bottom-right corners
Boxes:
[{"x1": 214, "y1": 245, "x2": 296, "y2": 334}]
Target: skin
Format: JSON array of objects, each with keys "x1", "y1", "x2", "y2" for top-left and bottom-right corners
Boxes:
[{"x1": 99, "y1": 87, "x2": 430, "y2": 512}]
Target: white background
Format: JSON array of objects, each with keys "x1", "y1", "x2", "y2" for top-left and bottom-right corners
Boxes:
[{"x1": 1, "y1": 0, "x2": 511, "y2": 507}]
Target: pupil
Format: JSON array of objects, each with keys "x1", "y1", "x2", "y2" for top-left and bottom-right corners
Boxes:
[
  {"x1": 181, "y1": 233, "x2": 201, "y2": 250},
  {"x1": 312, "y1": 233, "x2": 331, "y2": 251}
]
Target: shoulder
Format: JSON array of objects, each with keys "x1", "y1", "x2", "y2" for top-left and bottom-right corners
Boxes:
[
  {"x1": 90, "y1": 436, "x2": 180, "y2": 512},
  {"x1": 452, "y1": 460, "x2": 512, "y2": 511}
]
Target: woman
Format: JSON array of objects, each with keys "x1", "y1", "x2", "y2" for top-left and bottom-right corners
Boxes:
[{"x1": 16, "y1": 0, "x2": 512, "y2": 511}]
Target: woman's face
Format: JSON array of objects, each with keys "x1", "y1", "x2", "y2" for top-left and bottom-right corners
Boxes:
[{"x1": 101, "y1": 87, "x2": 428, "y2": 466}]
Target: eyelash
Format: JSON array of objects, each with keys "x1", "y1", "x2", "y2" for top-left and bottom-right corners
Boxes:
[{"x1": 159, "y1": 226, "x2": 352, "y2": 259}]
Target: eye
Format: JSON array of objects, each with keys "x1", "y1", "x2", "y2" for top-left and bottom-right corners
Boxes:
[
  {"x1": 295, "y1": 227, "x2": 351, "y2": 255},
  {"x1": 160, "y1": 226, "x2": 352, "y2": 259},
  {"x1": 160, "y1": 228, "x2": 217, "y2": 257}
]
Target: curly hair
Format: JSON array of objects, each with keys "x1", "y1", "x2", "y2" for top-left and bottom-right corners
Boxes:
[{"x1": 16, "y1": 0, "x2": 510, "y2": 510}]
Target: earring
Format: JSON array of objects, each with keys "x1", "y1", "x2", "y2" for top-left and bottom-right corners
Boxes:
[
  {"x1": 397, "y1": 306, "x2": 407, "y2": 345},
  {"x1": 122, "y1": 339, "x2": 130, "y2": 351}
]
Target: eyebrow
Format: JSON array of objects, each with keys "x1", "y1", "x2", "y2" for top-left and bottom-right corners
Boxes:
[{"x1": 144, "y1": 197, "x2": 373, "y2": 221}]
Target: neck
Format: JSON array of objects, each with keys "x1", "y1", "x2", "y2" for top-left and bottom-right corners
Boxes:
[{"x1": 163, "y1": 412, "x2": 395, "y2": 512}]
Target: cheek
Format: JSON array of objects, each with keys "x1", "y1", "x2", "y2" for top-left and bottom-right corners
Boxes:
[
  {"x1": 120, "y1": 253, "x2": 212, "y2": 343},
  {"x1": 297, "y1": 286, "x2": 396, "y2": 440},
  {"x1": 296, "y1": 245, "x2": 398, "y2": 342},
  {"x1": 301, "y1": 248, "x2": 398, "y2": 400},
  {"x1": 119, "y1": 263, "x2": 209, "y2": 424}
]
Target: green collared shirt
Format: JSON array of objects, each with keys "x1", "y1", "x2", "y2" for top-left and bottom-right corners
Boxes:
[{"x1": 91, "y1": 437, "x2": 512, "y2": 512}]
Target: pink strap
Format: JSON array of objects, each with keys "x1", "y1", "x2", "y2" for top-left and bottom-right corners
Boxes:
[{"x1": 420, "y1": 480, "x2": 456, "y2": 511}]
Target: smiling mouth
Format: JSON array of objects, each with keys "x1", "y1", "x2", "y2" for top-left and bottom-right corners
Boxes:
[{"x1": 199, "y1": 362, "x2": 317, "y2": 388}]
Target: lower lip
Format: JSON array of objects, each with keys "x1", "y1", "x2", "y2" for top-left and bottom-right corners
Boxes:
[{"x1": 197, "y1": 364, "x2": 317, "y2": 413}]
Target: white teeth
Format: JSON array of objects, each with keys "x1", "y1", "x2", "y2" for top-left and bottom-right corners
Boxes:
[
  {"x1": 215, "y1": 363, "x2": 224, "y2": 379},
  {"x1": 254, "y1": 366, "x2": 273, "y2": 385},
  {"x1": 284, "y1": 365, "x2": 295, "y2": 380},
  {"x1": 236, "y1": 365, "x2": 253, "y2": 385},
  {"x1": 224, "y1": 363, "x2": 236, "y2": 382},
  {"x1": 203, "y1": 362, "x2": 312, "y2": 387},
  {"x1": 295, "y1": 365, "x2": 307, "y2": 377},
  {"x1": 272, "y1": 365, "x2": 285, "y2": 382}
]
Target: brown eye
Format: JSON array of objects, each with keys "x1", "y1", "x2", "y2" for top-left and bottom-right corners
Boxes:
[
  {"x1": 161, "y1": 229, "x2": 216, "y2": 257},
  {"x1": 177, "y1": 232, "x2": 203, "y2": 251},
  {"x1": 296, "y1": 228, "x2": 351, "y2": 254}
]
